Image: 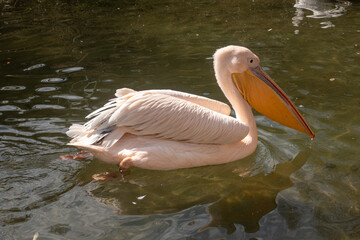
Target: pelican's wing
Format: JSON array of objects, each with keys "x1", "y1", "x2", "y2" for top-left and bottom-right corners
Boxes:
[
  {"x1": 68, "y1": 88, "x2": 248, "y2": 148},
  {"x1": 144, "y1": 89, "x2": 231, "y2": 116}
]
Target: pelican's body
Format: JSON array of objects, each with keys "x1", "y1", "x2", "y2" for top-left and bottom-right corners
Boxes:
[{"x1": 67, "y1": 46, "x2": 314, "y2": 170}]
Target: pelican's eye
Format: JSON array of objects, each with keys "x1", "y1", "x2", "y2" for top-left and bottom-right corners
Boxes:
[{"x1": 248, "y1": 58, "x2": 258, "y2": 68}]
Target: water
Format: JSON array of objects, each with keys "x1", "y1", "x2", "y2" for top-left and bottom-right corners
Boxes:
[{"x1": 0, "y1": 0, "x2": 359, "y2": 239}]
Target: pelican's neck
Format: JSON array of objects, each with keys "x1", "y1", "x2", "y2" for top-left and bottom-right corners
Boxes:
[{"x1": 214, "y1": 57, "x2": 258, "y2": 148}]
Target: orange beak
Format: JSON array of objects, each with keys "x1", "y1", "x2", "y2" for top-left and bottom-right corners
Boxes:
[{"x1": 232, "y1": 66, "x2": 315, "y2": 139}]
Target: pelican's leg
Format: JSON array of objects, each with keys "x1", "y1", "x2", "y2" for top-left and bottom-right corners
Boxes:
[
  {"x1": 92, "y1": 157, "x2": 132, "y2": 181},
  {"x1": 119, "y1": 157, "x2": 133, "y2": 171}
]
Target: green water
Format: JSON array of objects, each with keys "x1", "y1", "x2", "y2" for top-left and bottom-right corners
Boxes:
[{"x1": 1, "y1": 0, "x2": 359, "y2": 239}]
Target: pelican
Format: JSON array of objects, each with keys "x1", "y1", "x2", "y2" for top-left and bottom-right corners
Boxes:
[{"x1": 66, "y1": 46, "x2": 314, "y2": 171}]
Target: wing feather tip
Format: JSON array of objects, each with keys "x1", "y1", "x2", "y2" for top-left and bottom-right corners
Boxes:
[{"x1": 115, "y1": 88, "x2": 135, "y2": 98}]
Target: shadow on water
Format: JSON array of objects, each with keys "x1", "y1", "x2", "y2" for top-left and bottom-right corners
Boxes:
[{"x1": 77, "y1": 149, "x2": 310, "y2": 235}]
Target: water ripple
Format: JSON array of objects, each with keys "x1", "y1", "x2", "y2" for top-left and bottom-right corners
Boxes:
[
  {"x1": 23, "y1": 63, "x2": 46, "y2": 71},
  {"x1": 0, "y1": 167, "x2": 77, "y2": 225},
  {"x1": 51, "y1": 94, "x2": 84, "y2": 101},
  {"x1": 56, "y1": 67, "x2": 84, "y2": 73},
  {"x1": 41, "y1": 78, "x2": 68, "y2": 83},
  {"x1": 35, "y1": 87, "x2": 60, "y2": 92},
  {"x1": 0, "y1": 115, "x2": 81, "y2": 227},
  {"x1": 32, "y1": 104, "x2": 65, "y2": 110},
  {"x1": 1, "y1": 86, "x2": 26, "y2": 91},
  {"x1": 0, "y1": 105, "x2": 23, "y2": 112}
]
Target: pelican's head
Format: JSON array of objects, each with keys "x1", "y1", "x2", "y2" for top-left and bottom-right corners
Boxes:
[{"x1": 214, "y1": 45, "x2": 315, "y2": 139}]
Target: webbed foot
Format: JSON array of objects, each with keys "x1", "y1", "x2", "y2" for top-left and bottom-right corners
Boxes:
[
  {"x1": 92, "y1": 171, "x2": 125, "y2": 181},
  {"x1": 60, "y1": 151, "x2": 93, "y2": 160}
]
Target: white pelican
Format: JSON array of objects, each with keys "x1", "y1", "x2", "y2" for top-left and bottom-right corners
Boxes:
[{"x1": 66, "y1": 46, "x2": 314, "y2": 171}]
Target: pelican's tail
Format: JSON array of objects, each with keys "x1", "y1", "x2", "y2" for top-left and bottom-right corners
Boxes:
[
  {"x1": 67, "y1": 123, "x2": 126, "y2": 150},
  {"x1": 66, "y1": 87, "x2": 135, "y2": 154},
  {"x1": 66, "y1": 123, "x2": 123, "y2": 164},
  {"x1": 66, "y1": 123, "x2": 86, "y2": 139},
  {"x1": 66, "y1": 124, "x2": 102, "y2": 150}
]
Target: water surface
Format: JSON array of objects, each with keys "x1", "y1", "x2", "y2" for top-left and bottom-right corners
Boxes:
[{"x1": 1, "y1": 0, "x2": 359, "y2": 239}]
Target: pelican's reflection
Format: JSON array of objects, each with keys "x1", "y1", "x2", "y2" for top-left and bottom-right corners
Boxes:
[{"x1": 204, "y1": 150, "x2": 310, "y2": 234}]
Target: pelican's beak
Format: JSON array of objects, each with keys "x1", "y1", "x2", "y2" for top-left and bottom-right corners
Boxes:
[{"x1": 232, "y1": 66, "x2": 315, "y2": 139}]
